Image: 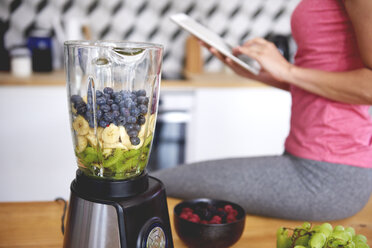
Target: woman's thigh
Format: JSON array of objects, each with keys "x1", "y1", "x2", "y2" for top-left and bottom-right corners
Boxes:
[{"x1": 151, "y1": 154, "x2": 372, "y2": 220}]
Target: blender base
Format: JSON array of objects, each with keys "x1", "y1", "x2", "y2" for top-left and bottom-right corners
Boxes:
[{"x1": 63, "y1": 171, "x2": 174, "y2": 248}]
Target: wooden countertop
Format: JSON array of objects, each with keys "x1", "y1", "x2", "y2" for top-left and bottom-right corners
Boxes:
[
  {"x1": 0, "y1": 71, "x2": 266, "y2": 89},
  {"x1": 0, "y1": 197, "x2": 371, "y2": 248}
]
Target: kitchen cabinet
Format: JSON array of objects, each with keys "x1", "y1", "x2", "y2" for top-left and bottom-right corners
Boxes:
[{"x1": 186, "y1": 87, "x2": 291, "y2": 163}]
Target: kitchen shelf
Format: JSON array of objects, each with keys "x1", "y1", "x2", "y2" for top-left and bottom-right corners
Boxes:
[{"x1": 0, "y1": 71, "x2": 266, "y2": 89}]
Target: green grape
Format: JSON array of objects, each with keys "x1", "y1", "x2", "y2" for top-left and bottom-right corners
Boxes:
[
  {"x1": 330, "y1": 230, "x2": 352, "y2": 243},
  {"x1": 353, "y1": 234, "x2": 368, "y2": 244},
  {"x1": 294, "y1": 246, "x2": 307, "y2": 248},
  {"x1": 308, "y1": 233, "x2": 326, "y2": 248},
  {"x1": 354, "y1": 242, "x2": 369, "y2": 248},
  {"x1": 345, "y1": 227, "x2": 356, "y2": 237},
  {"x1": 318, "y1": 223, "x2": 333, "y2": 238},
  {"x1": 276, "y1": 227, "x2": 291, "y2": 248},
  {"x1": 334, "y1": 225, "x2": 345, "y2": 232},
  {"x1": 345, "y1": 241, "x2": 356, "y2": 248},
  {"x1": 301, "y1": 222, "x2": 312, "y2": 231}
]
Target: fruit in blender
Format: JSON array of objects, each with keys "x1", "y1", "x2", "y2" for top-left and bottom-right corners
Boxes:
[{"x1": 71, "y1": 87, "x2": 156, "y2": 179}]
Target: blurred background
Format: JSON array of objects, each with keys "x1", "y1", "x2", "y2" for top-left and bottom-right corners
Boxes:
[{"x1": 0, "y1": 0, "x2": 301, "y2": 202}]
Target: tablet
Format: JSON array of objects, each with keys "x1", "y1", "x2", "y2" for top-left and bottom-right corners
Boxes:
[{"x1": 170, "y1": 13, "x2": 261, "y2": 75}]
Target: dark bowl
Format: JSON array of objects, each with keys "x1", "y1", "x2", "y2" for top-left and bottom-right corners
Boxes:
[{"x1": 173, "y1": 198, "x2": 246, "y2": 248}]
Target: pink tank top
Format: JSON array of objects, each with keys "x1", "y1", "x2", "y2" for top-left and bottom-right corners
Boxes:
[{"x1": 285, "y1": 0, "x2": 372, "y2": 168}]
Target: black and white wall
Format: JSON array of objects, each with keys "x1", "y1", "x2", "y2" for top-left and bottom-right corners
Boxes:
[{"x1": 0, "y1": 0, "x2": 300, "y2": 78}]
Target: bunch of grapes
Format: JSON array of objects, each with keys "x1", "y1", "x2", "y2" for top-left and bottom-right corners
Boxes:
[{"x1": 277, "y1": 222, "x2": 369, "y2": 248}]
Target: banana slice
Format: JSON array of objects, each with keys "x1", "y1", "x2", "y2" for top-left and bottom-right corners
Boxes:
[
  {"x1": 149, "y1": 114, "x2": 156, "y2": 134},
  {"x1": 73, "y1": 115, "x2": 89, "y2": 136},
  {"x1": 82, "y1": 95, "x2": 87, "y2": 103},
  {"x1": 103, "y1": 142, "x2": 128, "y2": 150},
  {"x1": 138, "y1": 123, "x2": 146, "y2": 139},
  {"x1": 102, "y1": 124, "x2": 120, "y2": 144},
  {"x1": 86, "y1": 133, "x2": 98, "y2": 147},
  {"x1": 119, "y1": 126, "x2": 131, "y2": 148},
  {"x1": 76, "y1": 135, "x2": 87, "y2": 153}
]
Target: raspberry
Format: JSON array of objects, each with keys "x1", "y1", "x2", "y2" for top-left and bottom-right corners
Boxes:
[
  {"x1": 211, "y1": 215, "x2": 222, "y2": 222},
  {"x1": 182, "y1": 207, "x2": 193, "y2": 213},
  {"x1": 191, "y1": 214, "x2": 200, "y2": 222},
  {"x1": 227, "y1": 214, "x2": 236, "y2": 223},
  {"x1": 224, "y1": 204, "x2": 233, "y2": 213},
  {"x1": 209, "y1": 219, "x2": 222, "y2": 224},
  {"x1": 189, "y1": 217, "x2": 199, "y2": 223},
  {"x1": 180, "y1": 213, "x2": 189, "y2": 220},
  {"x1": 200, "y1": 220, "x2": 208, "y2": 224}
]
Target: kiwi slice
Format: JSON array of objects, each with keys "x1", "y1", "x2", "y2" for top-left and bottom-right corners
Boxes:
[{"x1": 103, "y1": 148, "x2": 125, "y2": 168}]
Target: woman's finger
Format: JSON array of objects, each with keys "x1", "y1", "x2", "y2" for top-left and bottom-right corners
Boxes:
[
  {"x1": 243, "y1": 37, "x2": 269, "y2": 47},
  {"x1": 210, "y1": 47, "x2": 226, "y2": 62}
]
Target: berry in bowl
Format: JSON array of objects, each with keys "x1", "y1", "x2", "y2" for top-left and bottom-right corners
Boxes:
[{"x1": 173, "y1": 198, "x2": 246, "y2": 248}]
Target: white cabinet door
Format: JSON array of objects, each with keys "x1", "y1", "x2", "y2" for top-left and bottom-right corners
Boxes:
[
  {"x1": 0, "y1": 86, "x2": 76, "y2": 202},
  {"x1": 186, "y1": 87, "x2": 291, "y2": 163}
]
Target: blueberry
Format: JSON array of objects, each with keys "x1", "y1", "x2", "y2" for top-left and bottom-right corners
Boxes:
[
  {"x1": 130, "y1": 137, "x2": 140, "y2": 145},
  {"x1": 120, "y1": 108, "x2": 130, "y2": 117},
  {"x1": 119, "y1": 101, "x2": 125, "y2": 108},
  {"x1": 137, "y1": 96, "x2": 147, "y2": 105},
  {"x1": 114, "y1": 94, "x2": 123, "y2": 103},
  {"x1": 96, "y1": 109, "x2": 103, "y2": 119},
  {"x1": 127, "y1": 116, "x2": 137, "y2": 124},
  {"x1": 96, "y1": 90, "x2": 103, "y2": 97},
  {"x1": 112, "y1": 110, "x2": 120, "y2": 119},
  {"x1": 130, "y1": 106, "x2": 140, "y2": 117},
  {"x1": 103, "y1": 87, "x2": 114, "y2": 95},
  {"x1": 123, "y1": 98, "x2": 133, "y2": 108},
  {"x1": 125, "y1": 124, "x2": 134, "y2": 130},
  {"x1": 86, "y1": 102, "x2": 93, "y2": 111},
  {"x1": 99, "y1": 120, "x2": 108, "y2": 127},
  {"x1": 130, "y1": 92, "x2": 137, "y2": 101},
  {"x1": 113, "y1": 92, "x2": 120, "y2": 98},
  {"x1": 103, "y1": 112, "x2": 114, "y2": 122},
  {"x1": 138, "y1": 105, "x2": 148, "y2": 114},
  {"x1": 100, "y1": 104, "x2": 111, "y2": 113},
  {"x1": 96, "y1": 97, "x2": 106, "y2": 105},
  {"x1": 88, "y1": 119, "x2": 94, "y2": 128},
  {"x1": 107, "y1": 99, "x2": 114, "y2": 105},
  {"x1": 103, "y1": 93, "x2": 111, "y2": 100},
  {"x1": 75, "y1": 101, "x2": 87, "y2": 115},
  {"x1": 111, "y1": 104, "x2": 119, "y2": 111},
  {"x1": 117, "y1": 116, "x2": 126, "y2": 126},
  {"x1": 137, "y1": 115, "x2": 146, "y2": 125},
  {"x1": 121, "y1": 90, "x2": 131, "y2": 99},
  {"x1": 128, "y1": 130, "x2": 139, "y2": 138},
  {"x1": 136, "y1": 89, "x2": 146, "y2": 97},
  {"x1": 133, "y1": 124, "x2": 141, "y2": 131},
  {"x1": 112, "y1": 120, "x2": 118, "y2": 126},
  {"x1": 71, "y1": 95, "x2": 82, "y2": 103}
]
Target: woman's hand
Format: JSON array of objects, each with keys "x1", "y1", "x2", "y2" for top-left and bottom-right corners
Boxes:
[
  {"x1": 233, "y1": 38, "x2": 293, "y2": 83},
  {"x1": 199, "y1": 38, "x2": 291, "y2": 91}
]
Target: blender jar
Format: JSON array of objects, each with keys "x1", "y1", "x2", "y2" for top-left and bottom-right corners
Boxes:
[{"x1": 65, "y1": 41, "x2": 163, "y2": 180}]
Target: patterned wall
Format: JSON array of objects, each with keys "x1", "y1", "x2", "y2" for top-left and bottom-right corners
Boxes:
[{"x1": 0, "y1": 0, "x2": 300, "y2": 78}]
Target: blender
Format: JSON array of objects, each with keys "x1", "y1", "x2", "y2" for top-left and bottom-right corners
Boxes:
[{"x1": 63, "y1": 41, "x2": 173, "y2": 248}]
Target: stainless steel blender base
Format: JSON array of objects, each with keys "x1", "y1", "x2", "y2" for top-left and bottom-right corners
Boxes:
[
  {"x1": 63, "y1": 192, "x2": 121, "y2": 248},
  {"x1": 63, "y1": 172, "x2": 173, "y2": 248}
]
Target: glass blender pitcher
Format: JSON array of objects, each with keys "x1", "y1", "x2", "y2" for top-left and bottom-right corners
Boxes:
[
  {"x1": 66, "y1": 40, "x2": 162, "y2": 180},
  {"x1": 63, "y1": 41, "x2": 173, "y2": 248}
]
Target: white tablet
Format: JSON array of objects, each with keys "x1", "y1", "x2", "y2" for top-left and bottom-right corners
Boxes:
[{"x1": 170, "y1": 13, "x2": 261, "y2": 75}]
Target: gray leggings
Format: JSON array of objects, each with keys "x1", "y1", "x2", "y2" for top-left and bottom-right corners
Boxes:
[{"x1": 151, "y1": 153, "x2": 372, "y2": 221}]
